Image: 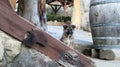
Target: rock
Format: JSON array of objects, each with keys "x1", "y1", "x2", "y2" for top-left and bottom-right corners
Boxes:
[
  {"x1": 81, "y1": 0, "x2": 91, "y2": 32},
  {"x1": 91, "y1": 49, "x2": 99, "y2": 58},
  {"x1": 0, "y1": 41, "x2": 4, "y2": 66},
  {"x1": 11, "y1": 45, "x2": 59, "y2": 67},
  {"x1": 4, "y1": 39, "x2": 21, "y2": 63},
  {"x1": 0, "y1": 41, "x2": 4, "y2": 60},
  {"x1": 99, "y1": 49, "x2": 120, "y2": 60},
  {"x1": 74, "y1": 44, "x2": 91, "y2": 53},
  {"x1": 0, "y1": 30, "x2": 21, "y2": 67}
]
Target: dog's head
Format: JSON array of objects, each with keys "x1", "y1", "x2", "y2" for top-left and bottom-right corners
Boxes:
[{"x1": 63, "y1": 22, "x2": 76, "y2": 37}]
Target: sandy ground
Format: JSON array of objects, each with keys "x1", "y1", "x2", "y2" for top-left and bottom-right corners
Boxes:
[
  {"x1": 47, "y1": 25, "x2": 120, "y2": 67},
  {"x1": 47, "y1": 25, "x2": 93, "y2": 45},
  {"x1": 91, "y1": 58, "x2": 120, "y2": 67}
]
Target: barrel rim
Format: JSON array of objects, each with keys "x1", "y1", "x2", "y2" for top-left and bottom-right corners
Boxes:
[
  {"x1": 90, "y1": 23, "x2": 120, "y2": 28},
  {"x1": 90, "y1": 1, "x2": 120, "y2": 7},
  {"x1": 93, "y1": 37, "x2": 120, "y2": 40}
]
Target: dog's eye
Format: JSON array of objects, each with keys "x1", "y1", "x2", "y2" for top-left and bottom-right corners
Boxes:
[{"x1": 67, "y1": 29, "x2": 69, "y2": 31}]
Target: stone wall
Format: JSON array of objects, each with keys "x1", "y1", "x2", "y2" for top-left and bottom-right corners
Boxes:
[{"x1": 81, "y1": 0, "x2": 91, "y2": 32}]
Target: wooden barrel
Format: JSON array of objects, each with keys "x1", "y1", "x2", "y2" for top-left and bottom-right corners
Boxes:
[{"x1": 89, "y1": 0, "x2": 120, "y2": 49}]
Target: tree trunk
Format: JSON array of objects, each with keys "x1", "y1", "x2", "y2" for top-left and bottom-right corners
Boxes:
[
  {"x1": 17, "y1": 0, "x2": 47, "y2": 31},
  {"x1": 63, "y1": 2, "x2": 67, "y2": 16},
  {"x1": 38, "y1": 0, "x2": 47, "y2": 31}
]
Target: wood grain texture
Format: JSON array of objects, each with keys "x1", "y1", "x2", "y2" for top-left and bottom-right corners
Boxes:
[
  {"x1": 0, "y1": 0, "x2": 95, "y2": 67},
  {"x1": 90, "y1": 0, "x2": 120, "y2": 48}
]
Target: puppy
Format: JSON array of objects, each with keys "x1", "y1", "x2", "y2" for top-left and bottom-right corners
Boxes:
[{"x1": 60, "y1": 22, "x2": 76, "y2": 49}]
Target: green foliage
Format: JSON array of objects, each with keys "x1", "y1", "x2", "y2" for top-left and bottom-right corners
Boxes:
[
  {"x1": 62, "y1": 16, "x2": 71, "y2": 22},
  {"x1": 47, "y1": 14, "x2": 71, "y2": 22},
  {"x1": 47, "y1": 14, "x2": 55, "y2": 21}
]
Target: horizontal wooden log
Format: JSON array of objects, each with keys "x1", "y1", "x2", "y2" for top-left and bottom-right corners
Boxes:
[{"x1": 0, "y1": 0, "x2": 95, "y2": 67}]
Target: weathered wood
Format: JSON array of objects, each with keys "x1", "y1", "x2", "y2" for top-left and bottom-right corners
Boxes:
[
  {"x1": 0, "y1": 0, "x2": 95, "y2": 67},
  {"x1": 9, "y1": 0, "x2": 16, "y2": 9},
  {"x1": 17, "y1": 0, "x2": 24, "y2": 16},
  {"x1": 50, "y1": 5, "x2": 61, "y2": 15},
  {"x1": 90, "y1": 0, "x2": 120, "y2": 49},
  {"x1": 38, "y1": 0, "x2": 47, "y2": 31},
  {"x1": 47, "y1": 0, "x2": 73, "y2": 5}
]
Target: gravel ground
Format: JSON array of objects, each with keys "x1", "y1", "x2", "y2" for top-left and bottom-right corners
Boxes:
[{"x1": 47, "y1": 25, "x2": 120, "y2": 67}]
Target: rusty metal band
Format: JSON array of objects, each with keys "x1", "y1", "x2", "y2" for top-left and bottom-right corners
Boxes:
[
  {"x1": 90, "y1": 23, "x2": 120, "y2": 28},
  {"x1": 92, "y1": 45, "x2": 120, "y2": 49},
  {"x1": 93, "y1": 37, "x2": 120, "y2": 40}
]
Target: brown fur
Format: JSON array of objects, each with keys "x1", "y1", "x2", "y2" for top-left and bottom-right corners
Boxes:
[{"x1": 60, "y1": 21, "x2": 75, "y2": 49}]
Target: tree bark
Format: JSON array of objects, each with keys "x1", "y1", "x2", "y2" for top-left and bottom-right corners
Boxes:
[
  {"x1": 38, "y1": 0, "x2": 47, "y2": 31},
  {"x1": 17, "y1": 0, "x2": 47, "y2": 31}
]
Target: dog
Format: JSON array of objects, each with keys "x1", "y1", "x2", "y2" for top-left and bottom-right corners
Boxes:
[{"x1": 60, "y1": 21, "x2": 76, "y2": 49}]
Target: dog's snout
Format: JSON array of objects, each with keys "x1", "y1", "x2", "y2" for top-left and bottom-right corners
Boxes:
[{"x1": 66, "y1": 29, "x2": 73, "y2": 35}]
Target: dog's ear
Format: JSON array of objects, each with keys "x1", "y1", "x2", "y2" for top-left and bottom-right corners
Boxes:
[
  {"x1": 72, "y1": 25, "x2": 76, "y2": 29},
  {"x1": 63, "y1": 25, "x2": 68, "y2": 30}
]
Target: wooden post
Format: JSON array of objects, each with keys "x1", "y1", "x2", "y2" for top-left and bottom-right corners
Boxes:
[
  {"x1": 50, "y1": 5, "x2": 61, "y2": 15},
  {"x1": 63, "y1": 0, "x2": 67, "y2": 16},
  {"x1": 71, "y1": 0, "x2": 81, "y2": 29},
  {"x1": 9, "y1": 0, "x2": 16, "y2": 9}
]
